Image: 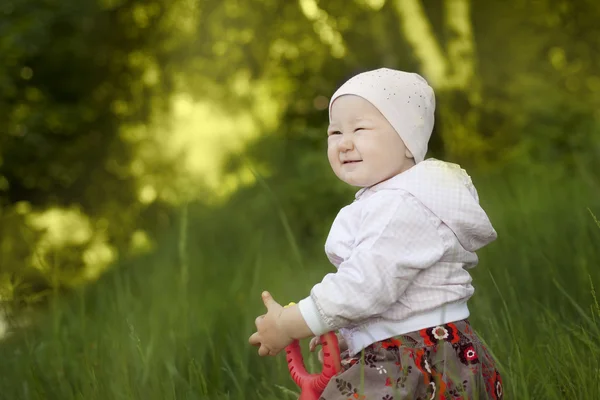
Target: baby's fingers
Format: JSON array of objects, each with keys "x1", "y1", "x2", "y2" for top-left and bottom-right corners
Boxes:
[
  {"x1": 258, "y1": 345, "x2": 270, "y2": 357},
  {"x1": 309, "y1": 336, "x2": 320, "y2": 352},
  {"x1": 248, "y1": 332, "x2": 261, "y2": 347}
]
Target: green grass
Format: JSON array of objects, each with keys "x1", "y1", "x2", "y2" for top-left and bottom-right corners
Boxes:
[{"x1": 0, "y1": 165, "x2": 599, "y2": 399}]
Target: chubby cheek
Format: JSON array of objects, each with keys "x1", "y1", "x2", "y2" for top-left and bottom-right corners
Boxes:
[{"x1": 327, "y1": 145, "x2": 339, "y2": 168}]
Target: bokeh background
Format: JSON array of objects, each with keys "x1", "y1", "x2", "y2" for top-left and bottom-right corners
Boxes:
[{"x1": 1, "y1": 0, "x2": 599, "y2": 398}]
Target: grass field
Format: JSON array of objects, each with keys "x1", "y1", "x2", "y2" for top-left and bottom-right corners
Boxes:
[{"x1": 0, "y1": 165, "x2": 599, "y2": 399}]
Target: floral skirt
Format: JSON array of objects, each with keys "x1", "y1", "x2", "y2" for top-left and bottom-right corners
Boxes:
[{"x1": 319, "y1": 319, "x2": 503, "y2": 400}]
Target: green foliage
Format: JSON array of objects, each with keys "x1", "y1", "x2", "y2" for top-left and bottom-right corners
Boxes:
[
  {"x1": 0, "y1": 205, "x2": 51, "y2": 310},
  {"x1": 0, "y1": 0, "x2": 599, "y2": 396},
  {"x1": 217, "y1": 0, "x2": 600, "y2": 246},
  {"x1": 1, "y1": 0, "x2": 164, "y2": 208},
  {"x1": 475, "y1": 0, "x2": 600, "y2": 166},
  {"x1": 0, "y1": 0, "x2": 598, "y2": 301},
  {"x1": 0, "y1": 0, "x2": 188, "y2": 299},
  {"x1": 0, "y1": 166, "x2": 599, "y2": 398}
]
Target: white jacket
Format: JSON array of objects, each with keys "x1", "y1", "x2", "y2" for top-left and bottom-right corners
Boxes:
[{"x1": 298, "y1": 159, "x2": 497, "y2": 356}]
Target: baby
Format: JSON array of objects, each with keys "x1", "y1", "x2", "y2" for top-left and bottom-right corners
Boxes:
[{"x1": 249, "y1": 68, "x2": 504, "y2": 399}]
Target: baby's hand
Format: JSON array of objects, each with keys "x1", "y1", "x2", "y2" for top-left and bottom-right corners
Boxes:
[
  {"x1": 248, "y1": 292, "x2": 294, "y2": 356},
  {"x1": 309, "y1": 333, "x2": 347, "y2": 364}
]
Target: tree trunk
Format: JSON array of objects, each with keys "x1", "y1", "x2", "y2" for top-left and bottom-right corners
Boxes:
[{"x1": 392, "y1": 0, "x2": 487, "y2": 166}]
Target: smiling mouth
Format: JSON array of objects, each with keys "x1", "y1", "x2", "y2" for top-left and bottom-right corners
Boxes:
[{"x1": 343, "y1": 160, "x2": 362, "y2": 164}]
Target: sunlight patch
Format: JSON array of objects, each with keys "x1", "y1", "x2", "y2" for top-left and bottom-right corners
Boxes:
[{"x1": 26, "y1": 207, "x2": 116, "y2": 281}]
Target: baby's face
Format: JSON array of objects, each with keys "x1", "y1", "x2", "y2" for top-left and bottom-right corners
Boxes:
[{"x1": 327, "y1": 95, "x2": 414, "y2": 188}]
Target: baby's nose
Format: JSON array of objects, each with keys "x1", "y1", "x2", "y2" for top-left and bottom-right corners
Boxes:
[{"x1": 339, "y1": 136, "x2": 354, "y2": 150}]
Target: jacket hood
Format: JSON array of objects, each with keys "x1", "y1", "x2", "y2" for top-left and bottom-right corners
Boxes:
[{"x1": 360, "y1": 159, "x2": 497, "y2": 252}]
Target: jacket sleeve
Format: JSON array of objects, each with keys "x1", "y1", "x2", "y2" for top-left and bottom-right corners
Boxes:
[{"x1": 298, "y1": 191, "x2": 445, "y2": 335}]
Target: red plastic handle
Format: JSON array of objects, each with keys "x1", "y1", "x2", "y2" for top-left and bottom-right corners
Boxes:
[{"x1": 285, "y1": 332, "x2": 342, "y2": 400}]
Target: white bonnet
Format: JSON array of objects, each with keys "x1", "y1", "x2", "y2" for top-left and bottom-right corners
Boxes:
[{"x1": 328, "y1": 68, "x2": 436, "y2": 163}]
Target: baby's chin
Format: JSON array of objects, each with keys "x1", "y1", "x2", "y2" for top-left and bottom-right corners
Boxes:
[
  {"x1": 331, "y1": 165, "x2": 381, "y2": 187},
  {"x1": 336, "y1": 173, "x2": 377, "y2": 188}
]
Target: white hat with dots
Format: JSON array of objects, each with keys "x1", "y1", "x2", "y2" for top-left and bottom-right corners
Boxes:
[{"x1": 328, "y1": 68, "x2": 436, "y2": 164}]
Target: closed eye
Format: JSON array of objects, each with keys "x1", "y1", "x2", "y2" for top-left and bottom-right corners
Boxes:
[{"x1": 328, "y1": 130, "x2": 342, "y2": 136}]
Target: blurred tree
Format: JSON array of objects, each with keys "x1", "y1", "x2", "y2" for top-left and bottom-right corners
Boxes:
[
  {"x1": 392, "y1": 0, "x2": 486, "y2": 163},
  {"x1": 0, "y1": 0, "x2": 179, "y2": 212},
  {"x1": 186, "y1": 0, "x2": 600, "y2": 243},
  {"x1": 474, "y1": 0, "x2": 600, "y2": 172},
  {"x1": 0, "y1": 0, "x2": 194, "y2": 305},
  {"x1": 1, "y1": 0, "x2": 599, "y2": 308}
]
